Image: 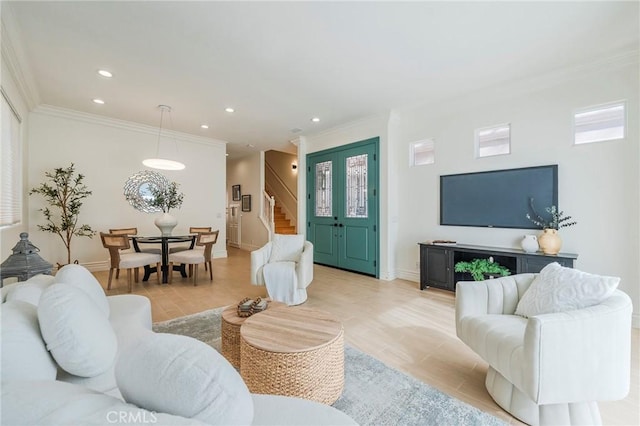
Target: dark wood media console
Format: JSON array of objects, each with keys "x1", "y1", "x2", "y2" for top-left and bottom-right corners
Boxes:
[{"x1": 418, "y1": 242, "x2": 578, "y2": 291}]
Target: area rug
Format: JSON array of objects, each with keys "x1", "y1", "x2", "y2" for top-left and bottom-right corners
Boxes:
[{"x1": 153, "y1": 308, "x2": 506, "y2": 426}]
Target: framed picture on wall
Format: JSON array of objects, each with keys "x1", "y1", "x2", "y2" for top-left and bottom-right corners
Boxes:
[
  {"x1": 232, "y1": 184, "x2": 241, "y2": 201},
  {"x1": 241, "y1": 194, "x2": 252, "y2": 212}
]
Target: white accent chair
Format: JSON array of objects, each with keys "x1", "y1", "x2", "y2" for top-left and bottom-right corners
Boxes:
[
  {"x1": 455, "y1": 273, "x2": 632, "y2": 426},
  {"x1": 250, "y1": 234, "x2": 313, "y2": 305}
]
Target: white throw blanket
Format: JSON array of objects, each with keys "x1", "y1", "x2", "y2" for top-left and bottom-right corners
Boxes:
[{"x1": 263, "y1": 261, "x2": 301, "y2": 306}]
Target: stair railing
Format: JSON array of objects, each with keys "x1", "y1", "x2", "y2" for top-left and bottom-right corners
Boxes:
[
  {"x1": 264, "y1": 162, "x2": 297, "y2": 227},
  {"x1": 261, "y1": 190, "x2": 275, "y2": 240}
]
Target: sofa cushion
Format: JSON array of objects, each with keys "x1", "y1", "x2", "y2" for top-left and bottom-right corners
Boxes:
[
  {"x1": 55, "y1": 264, "x2": 110, "y2": 317},
  {"x1": 1, "y1": 300, "x2": 58, "y2": 381},
  {"x1": 116, "y1": 332, "x2": 253, "y2": 426},
  {"x1": 269, "y1": 234, "x2": 304, "y2": 263},
  {"x1": 38, "y1": 284, "x2": 118, "y2": 377},
  {"x1": 5, "y1": 276, "x2": 55, "y2": 306},
  {"x1": 1, "y1": 380, "x2": 206, "y2": 426},
  {"x1": 515, "y1": 262, "x2": 620, "y2": 318}
]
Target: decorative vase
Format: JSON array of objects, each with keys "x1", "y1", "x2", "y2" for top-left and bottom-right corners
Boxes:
[
  {"x1": 154, "y1": 212, "x2": 177, "y2": 236},
  {"x1": 538, "y1": 228, "x2": 562, "y2": 255},
  {"x1": 521, "y1": 235, "x2": 539, "y2": 253}
]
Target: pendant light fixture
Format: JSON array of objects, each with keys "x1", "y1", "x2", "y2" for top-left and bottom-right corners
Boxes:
[{"x1": 143, "y1": 105, "x2": 186, "y2": 171}]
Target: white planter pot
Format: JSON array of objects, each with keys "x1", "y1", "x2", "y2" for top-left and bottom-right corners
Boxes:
[{"x1": 154, "y1": 212, "x2": 177, "y2": 236}]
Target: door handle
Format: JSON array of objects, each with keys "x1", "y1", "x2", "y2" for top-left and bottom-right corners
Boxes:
[
  {"x1": 338, "y1": 223, "x2": 344, "y2": 227},
  {"x1": 333, "y1": 223, "x2": 338, "y2": 227}
]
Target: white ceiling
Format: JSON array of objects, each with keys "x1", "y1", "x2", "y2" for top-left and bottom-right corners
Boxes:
[{"x1": 5, "y1": 1, "x2": 639, "y2": 159}]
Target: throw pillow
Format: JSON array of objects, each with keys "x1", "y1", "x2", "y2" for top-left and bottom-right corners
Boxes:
[
  {"x1": 269, "y1": 234, "x2": 305, "y2": 263},
  {"x1": 116, "y1": 331, "x2": 254, "y2": 426},
  {"x1": 55, "y1": 264, "x2": 110, "y2": 317},
  {"x1": 515, "y1": 262, "x2": 620, "y2": 318},
  {"x1": 1, "y1": 300, "x2": 58, "y2": 381},
  {"x1": 5, "y1": 277, "x2": 54, "y2": 306},
  {"x1": 38, "y1": 284, "x2": 118, "y2": 377}
]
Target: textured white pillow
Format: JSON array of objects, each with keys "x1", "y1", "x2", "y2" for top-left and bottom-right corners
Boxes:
[
  {"x1": 116, "y1": 332, "x2": 254, "y2": 426},
  {"x1": 5, "y1": 278, "x2": 54, "y2": 306},
  {"x1": 269, "y1": 234, "x2": 305, "y2": 263},
  {"x1": 1, "y1": 300, "x2": 58, "y2": 381},
  {"x1": 515, "y1": 262, "x2": 620, "y2": 318},
  {"x1": 55, "y1": 264, "x2": 110, "y2": 317},
  {"x1": 38, "y1": 284, "x2": 118, "y2": 377}
]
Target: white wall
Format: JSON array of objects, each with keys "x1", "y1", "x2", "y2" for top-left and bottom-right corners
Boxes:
[
  {"x1": 227, "y1": 152, "x2": 268, "y2": 251},
  {"x1": 394, "y1": 59, "x2": 639, "y2": 325},
  {"x1": 26, "y1": 107, "x2": 228, "y2": 268}
]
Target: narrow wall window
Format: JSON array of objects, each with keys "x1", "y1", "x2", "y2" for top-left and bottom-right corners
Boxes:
[
  {"x1": 1, "y1": 89, "x2": 22, "y2": 227},
  {"x1": 574, "y1": 101, "x2": 625, "y2": 145},
  {"x1": 410, "y1": 139, "x2": 435, "y2": 166},
  {"x1": 475, "y1": 124, "x2": 510, "y2": 158}
]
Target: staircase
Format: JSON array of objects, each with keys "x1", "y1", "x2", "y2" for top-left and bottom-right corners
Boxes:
[{"x1": 274, "y1": 203, "x2": 296, "y2": 234}]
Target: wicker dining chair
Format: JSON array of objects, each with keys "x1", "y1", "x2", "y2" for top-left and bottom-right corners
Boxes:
[
  {"x1": 168, "y1": 230, "x2": 219, "y2": 285},
  {"x1": 108, "y1": 228, "x2": 138, "y2": 278},
  {"x1": 100, "y1": 232, "x2": 161, "y2": 292}
]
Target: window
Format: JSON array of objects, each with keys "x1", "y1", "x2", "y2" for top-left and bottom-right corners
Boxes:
[
  {"x1": 475, "y1": 124, "x2": 510, "y2": 158},
  {"x1": 410, "y1": 139, "x2": 435, "y2": 166},
  {"x1": 574, "y1": 101, "x2": 625, "y2": 145},
  {"x1": 1, "y1": 88, "x2": 22, "y2": 227}
]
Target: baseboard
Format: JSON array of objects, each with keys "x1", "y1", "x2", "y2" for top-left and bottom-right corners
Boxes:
[
  {"x1": 396, "y1": 269, "x2": 420, "y2": 283},
  {"x1": 80, "y1": 261, "x2": 109, "y2": 272},
  {"x1": 240, "y1": 242, "x2": 261, "y2": 252}
]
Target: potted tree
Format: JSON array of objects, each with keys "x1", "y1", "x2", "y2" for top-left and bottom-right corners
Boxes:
[
  {"x1": 149, "y1": 181, "x2": 184, "y2": 236},
  {"x1": 30, "y1": 163, "x2": 96, "y2": 266},
  {"x1": 454, "y1": 258, "x2": 511, "y2": 281}
]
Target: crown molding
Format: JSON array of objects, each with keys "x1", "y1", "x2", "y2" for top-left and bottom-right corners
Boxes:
[
  {"x1": 32, "y1": 104, "x2": 228, "y2": 148},
  {"x1": 306, "y1": 112, "x2": 390, "y2": 140},
  {"x1": 399, "y1": 48, "x2": 640, "y2": 116},
  {"x1": 1, "y1": 12, "x2": 41, "y2": 110}
]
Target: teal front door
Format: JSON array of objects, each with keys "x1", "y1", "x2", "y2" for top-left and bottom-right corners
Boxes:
[{"x1": 307, "y1": 138, "x2": 379, "y2": 277}]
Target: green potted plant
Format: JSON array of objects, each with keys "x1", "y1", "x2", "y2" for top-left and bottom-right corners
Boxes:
[
  {"x1": 149, "y1": 181, "x2": 184, "y2": 236},
  {"x1": 454, "y1": 258, "x2": 511, "y2": 281},
  {"x1": 30, "y1": 163, "x2": 96, "y2": 266}
]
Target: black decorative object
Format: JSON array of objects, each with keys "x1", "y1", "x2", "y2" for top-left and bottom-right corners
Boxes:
[{"x1": 0, "y1": 232, "x2": 53, "y2": 286}]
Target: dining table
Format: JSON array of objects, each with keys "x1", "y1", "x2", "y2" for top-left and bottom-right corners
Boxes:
[{"x1": 131, "y1": 235, "x2": 196, "y2": 284}]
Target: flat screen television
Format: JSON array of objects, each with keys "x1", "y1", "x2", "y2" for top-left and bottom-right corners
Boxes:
[{"x1": 440, "y1": 165, "x2": 558, "y2": 229}]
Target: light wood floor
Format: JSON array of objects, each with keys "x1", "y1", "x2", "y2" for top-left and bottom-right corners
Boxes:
[{"x1": 97, "y1": 246, "x2": 639, "y2": 425}]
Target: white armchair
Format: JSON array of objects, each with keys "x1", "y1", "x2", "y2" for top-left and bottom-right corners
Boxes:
[
  {"x1": 455, "y1": 272, "x2": 632, "y2": 426},
  {"x1": 250, "y1": 234, "x2": 313, "y2": 305}
]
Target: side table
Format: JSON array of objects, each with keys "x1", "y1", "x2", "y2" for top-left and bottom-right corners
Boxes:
[
  {"x1": 221, "y1": 301, "x2": 286, "y2": 369},
  {"x1": 240, "y1": 307, "x2": 344, "y2": 405}
]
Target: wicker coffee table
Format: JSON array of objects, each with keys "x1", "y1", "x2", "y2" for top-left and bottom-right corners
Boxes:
[
  {"x1": 240, "y1": 307, "x2": 344, "y2": 405},
  {"x1": 220, "y1": 301, "x2": 286, "y2": 369}
]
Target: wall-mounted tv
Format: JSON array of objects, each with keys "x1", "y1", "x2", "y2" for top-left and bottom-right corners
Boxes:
[{"x1": 440, "y1": 165, "x2": 558, "y2": 229}]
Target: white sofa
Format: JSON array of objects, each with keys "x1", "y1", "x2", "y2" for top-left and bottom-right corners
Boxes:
[
  {"x1": 455, "y1": 268, "x2": 632, "y2": 426},
  {"x1": 251, "y1": 234, "x2": 314, "y2": 305},
  {"x1": 1, "y1": 265, "x2": 356, "y2": 426}
]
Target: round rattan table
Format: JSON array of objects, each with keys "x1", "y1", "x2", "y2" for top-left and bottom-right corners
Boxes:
[
  {"x1": 221, "y1": 301, "x2": 286, "y2": 369},
  {"x1": 239, "y1": 307, "x2": 344, "y2": 405}
]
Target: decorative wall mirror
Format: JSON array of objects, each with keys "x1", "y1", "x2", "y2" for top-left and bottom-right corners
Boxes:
[{"x1": 123, "y1": 170, "x2": 169, "y2": 213}]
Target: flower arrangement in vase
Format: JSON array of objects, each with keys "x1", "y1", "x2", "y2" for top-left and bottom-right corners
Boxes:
[
  {"x1": 526, "y1": 199, "x2": 576, "y2": 255},
  {"x1": 149, "y1": 182, "x2": 184, "y2": 236}
]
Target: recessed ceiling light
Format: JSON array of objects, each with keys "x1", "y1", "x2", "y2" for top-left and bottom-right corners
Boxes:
[
  {"x1": 200, "y1": 124, "x2": 209, "y2": 129},
  {"x1": 92, "y1": 98, "x2": 105, "y2": 104},
  {"x1": 97, "y1": 70, "x2": 113, "y2": 78},
  {"x1": 311, "y1": 117, "x2": 320, "y2": 122},
  {"x1": 225, "y1": 107, "x2": 235, "y2": 113}
]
